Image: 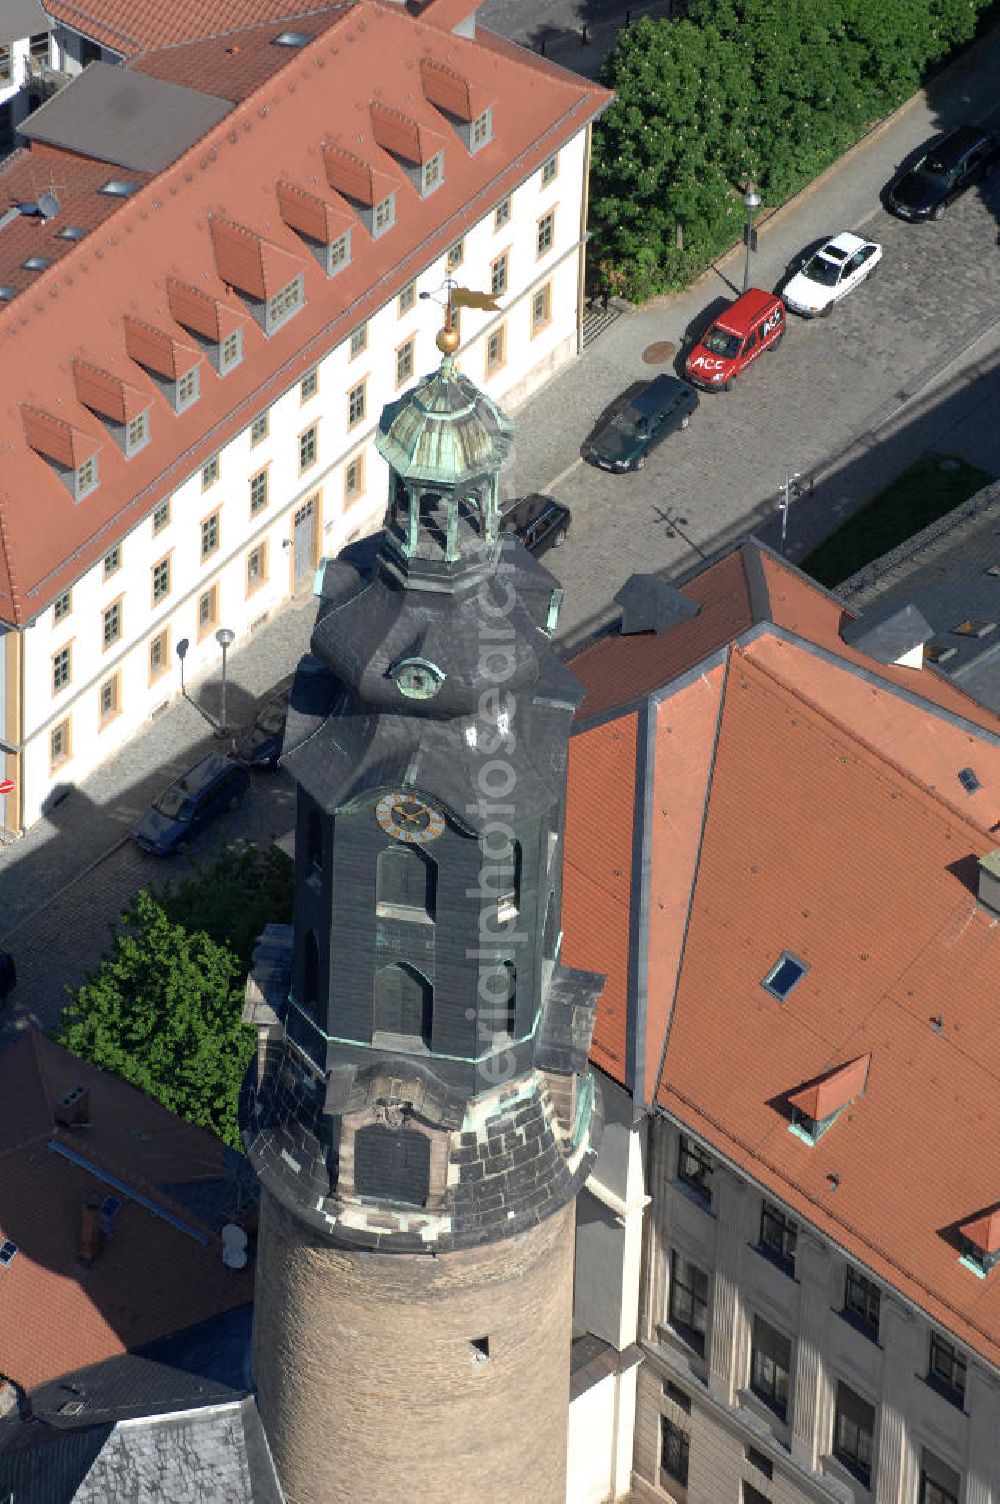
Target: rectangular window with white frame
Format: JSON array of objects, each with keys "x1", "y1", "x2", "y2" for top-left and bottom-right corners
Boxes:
[
  {"x1": 53, "y1": 589, "x2": 72, "y2": 626},
  {"x1": 471, "y1": 107, "x2": 492, "y2": 152},
  {"x1": 301, "y1": 367, "x2": 319, "y2": 402},
  {"x1": 348, "y1": 381, "x2": 366, "y2": 429},
  {"x1": 98, "y1": 671, "x2": 120, "y2": 728},
  {"x1": 201, "y1": 455, "x2": 219, "y2": 490},
  {"x1": 197, "y1": 583, "x2": 219, "y2": 638},
  {"x1": 251, "y1": 411, "x2": 269, "y2": 446},
  {"x1": 485, "y1": 325, "x2": 505, "y2": 377},
  {"x1": 220, "y1": 327, "x2": 243, "y2": 374},
  {"x1": 52, "y1": 645, "x2": 72, "y2": 696},
  {"x1": 491, "y1": 251, "x2": 509, "y2": 298},
  {"x1": 103, "y1": 545, "x2": 122, "y2": 580},
  {"x1": 50, "y1": 717, "x2": 71, "y2": 769},
  {"x1": 421, "y1": 151, "x2": 443, "y2": 195},
  {"x1": 250, "y1": 467, "x2": 269, "y2": 517},
  {"x1": 345, "y1": 452, "x2": 365, "y2": 505},
  {"x1": 246, "y1": 542, "x2": 268, "y2": 594},
  {"x1": 299, "y1": 424, "x2": 318, "y2": 474},
  {"x1": 149, "y1": 627, "x2": 170, "y2": 683},
  {"x1": 541, "y1": 152, "x2": 558, "y2": 187},
  {"x1": 350, "y1": 323, "x2": 368, "y2": 360},
  {"x1": 531, "y1": 283, "x2": 551, "y2": 337},
  {"x1": 74, "y1": 453, "x2": 99, "y2": 501},
  {"x1": 201, "y1": 511, "x2": 220, "y2": 560},
  {"x1": 396, "y1": 337, "x2": 415, "y2": 389},
  {"x1": 398, "y1": 280, "x2": 416, "y2": 316},
  {"x1": 102, "y1": 598, "x2": 122, "y2": 651},
  {"x1": 152, "y1": 499, "x2": 170, "y2": 535},
  {"x1": 495, "y1": 196, "x2": 511, "y2": 231},
  {"x1": 536, "y1": 209, "x2": 555, "y2": 258},
  {"x1": 151, "y1": 553, "x2": 172, "y2": 606},
  {"x1": 328, "y1": 231, "x2": 350, "y2": 276},
  {"x1": 175, "y1": 364, "x2": 200, "y2": 413},
  {"x1": 373, "y1": 194, "x2": 395, "y2": 238}
]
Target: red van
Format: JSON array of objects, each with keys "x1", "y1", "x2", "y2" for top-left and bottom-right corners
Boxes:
[{"x1": 684, "y1": 288, "x2": 785, "y2": 392}]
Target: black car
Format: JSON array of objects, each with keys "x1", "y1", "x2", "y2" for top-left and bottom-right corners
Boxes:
[
  {"x1": 500, "y1": 494, "x2": 571, "y2": 556},
  {"x1": 887, "y1": 125, "x2": 997, "y2": 221},
  {"x1": 132, "y1": 752, "x2": 251, "y2": 856},
  {"x1": 582, "y1": 374, "x2": 699, "y2": 473},
  {"x1": 234, "y1": 676, "x2": 295, "y2": 770}
]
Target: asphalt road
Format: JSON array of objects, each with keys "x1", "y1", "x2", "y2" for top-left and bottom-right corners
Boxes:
[{"x1": 4, "y1": 28, "x2": 1000, "y2": 1041}]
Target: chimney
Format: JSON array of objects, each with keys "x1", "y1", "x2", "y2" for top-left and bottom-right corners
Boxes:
[
  {"x1": 55, "y1": 1085, "x2": 90, "y2": 1127},
  {"x1": 978, "y1": 850, "x2": 1000, "y2": 915},
  {"x1": 78, "y1": 1197, "x2": 103, "y2": 1267}
]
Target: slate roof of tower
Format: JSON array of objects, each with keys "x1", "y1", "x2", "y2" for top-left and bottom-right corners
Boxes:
[
  {"x1": 0, "y1": 4, "x2": 610, "y2": 625},
  {"x1": 561, "y1": 537, "x2": 1000, "y2": 1368}
]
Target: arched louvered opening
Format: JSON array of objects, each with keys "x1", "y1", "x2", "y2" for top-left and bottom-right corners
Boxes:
[
  {"x1": 372, "y1": 963, "x2": 432, "y2": 1050},
  {"x1": 376, "y1": 845, "x2": 436, "y2": 919}
]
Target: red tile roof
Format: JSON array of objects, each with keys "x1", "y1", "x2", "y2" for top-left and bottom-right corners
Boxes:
[
  {"x1": 565, "y1": 540, "x2": 1000, "y2": 1361},
  {"x1": 0, "y1": 1030, "x2": 253, "y2": 1392},
  {"x1": 654, "y1": 650, "x2": 1000, "y2": 1366},
  {"x1": 0, "y1": 3, "x2": 609, "y2": 625},
  {"x1": 43, "y1": 0, "x2": 349, "y2": 56}
]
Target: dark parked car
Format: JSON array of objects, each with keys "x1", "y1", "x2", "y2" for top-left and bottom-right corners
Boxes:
[
  {"x1": 132, "y1": 753, "x2": 251, "y2": 856},
  {"x1": 500, "y1": 494, "x2": 571, "y2": 556},
  {"x1": 582, "y1": 374, "x2": 699, "y2": 471},
  {"x1": 0, "y1": 949, "x2": 15, "y2": 1002},
  {"x1": 234, "y1": 676, "x2": 295, "y2": 770},
  {"x1": 887, "y1": 125, "x2": 997, "y2": 221}
]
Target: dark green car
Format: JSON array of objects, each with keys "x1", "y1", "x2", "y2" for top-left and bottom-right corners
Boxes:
[{"x1": 582, "y1": 374, "x2": 699, "y2": 473}]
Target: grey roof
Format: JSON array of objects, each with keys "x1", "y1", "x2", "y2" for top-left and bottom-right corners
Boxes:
[
  {"x1": 614, "y1": 573, "x2": 700, "y2": 636},
  {"x1": 838, "y1": 479, "x2": 1000, "y2": 711},
  {"x1": 0, "y1": 0, "x2": 48, "y2": 46},
  {"x1": 20, "y1": 61, "x2": 233, "y2": 173},
  {"x1": 840, "y1": 599, "x2": 933, "y2": 664}
]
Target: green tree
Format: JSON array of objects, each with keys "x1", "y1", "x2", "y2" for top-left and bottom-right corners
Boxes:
[
  {"x1": 159, "y1": 839, "x2": 293, "y2": 972},
  {"x1": 59, "y1": 888, "x2": 255, "y2": 1148},
  {"x1": 591, "y1": 17, "x2": 749, "y2": 297}
]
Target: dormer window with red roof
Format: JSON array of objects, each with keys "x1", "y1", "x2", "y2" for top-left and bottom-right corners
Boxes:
[
  {"x1": 958, "y1": 1206, "x2": 1000, "y2": 1278},
  {"x1": 72, "y1": 359, "x2": 151, "y2": 459},
  {"x1": 166, "y1": 280, "x2": 245, "y2": 377},
  {"x1": 471, "y1": 108, "x2": 493, "y2": 153},
  {"x1": 266, "y1": 275, "x2": 304, "y2": 335},
  {"x1": 374, "y1": 195, "x2": 396, "y2": 239},
  {"x1": 787, "y1": 1054, "x2": 870, "y2": 1146},
  {"x1": 419, "y1": 58, "x2": 495, "y2": 157},
  {"x1": 421, "y1": 151, "x2": 444, "y2": 196},
  {"x1": 175, "y1": 365, "x2": 200, "y2": 413},
  {"x1": 21, "y1": 405, "x2": 101, "y2": 502}
]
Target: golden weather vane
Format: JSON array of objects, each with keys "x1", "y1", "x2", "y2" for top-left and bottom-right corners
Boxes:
[{"x1": 421, "y1": 276, "x2": 502, "y2": 355}]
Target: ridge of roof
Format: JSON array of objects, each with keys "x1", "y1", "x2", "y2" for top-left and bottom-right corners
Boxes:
[{"x1": 44, "y1": 0, "x2": 353, "y2": 56}]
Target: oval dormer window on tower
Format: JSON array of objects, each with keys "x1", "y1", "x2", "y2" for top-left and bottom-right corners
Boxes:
[{"x1": 390, "y1": 656, "x2": 444, "y2": 700}]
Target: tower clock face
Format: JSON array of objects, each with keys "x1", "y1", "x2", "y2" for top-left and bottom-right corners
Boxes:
[{"x1": 375, "y1": 791, "x2": 445, "y2": 845}]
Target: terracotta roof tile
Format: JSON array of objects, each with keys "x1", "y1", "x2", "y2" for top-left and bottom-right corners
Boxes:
[
  {"x1": 43, "y1": 0, "x2": 348, "y2": 55},
  {"x1": 562, "y1": 713, "x2": 639, "y2": 1083},
  {"x1": 654, "y1": 652, "x2": 1000, "y2": 1364},
  {"x1": 122, "y1": 315, "x2": 200, "y2": 380},
  {"x1": 420, "y1": 56, "x2": 492, "y2": 120},
  {"x1": 0, "y1": 1031, "x2": 253, "y2": 1392},
  {"x1": 130, "y1": 6, "x2": 351, "y2": 101},
  {"x1": 166, "y1": 277, "x2": 246, "y2": 342},
  {"x1": 72, "y1": 358, "x2": 149, "y2": 424}
]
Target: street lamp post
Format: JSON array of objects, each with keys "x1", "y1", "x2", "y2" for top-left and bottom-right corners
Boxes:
[
  {"x1": 215, "y1": 627, "x2": 236, "y2": 736},
  {"x1": 743, "y1": 185, "x2": 762, "y2": 294}
]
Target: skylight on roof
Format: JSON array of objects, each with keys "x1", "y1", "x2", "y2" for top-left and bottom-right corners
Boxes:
[
  {"x1": 761, "y1": 953, "x2": 808, "y2": 1001},
  {"x1": 0, "y1": 1240, "x2": 18, "y2": 1267},
  {"x1": 958, "y1": 766, "x2": 981, "y2": 794},
  {"x1": 273, "y1": 29, "x2": 313, "y2": 46},
  {"x1": 22, "y1": 255, "x2": 51, "y2": 271},
  {"x1": 98, "y1": 178, "x2": 140, "y2": 198},
  {"x1": 0, "y1": 286, "x2": 15, "y2": 301},
  {"x1": 925, "y1": 644, "x2": 957, "y2": 664},
  {"x1": 55, "y1": 225, "x2": 87, "y2": 241},
  {"x1": 953, "y1": 619, "x2": 997, "y2": 638}
]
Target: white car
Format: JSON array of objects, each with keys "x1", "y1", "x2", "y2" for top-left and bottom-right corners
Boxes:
[{"x1": 783, "y1": 232, "x2": 882, "y2": 318}]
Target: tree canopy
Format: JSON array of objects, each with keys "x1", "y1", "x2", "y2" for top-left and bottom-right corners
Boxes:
[
  {"x1": 58, "y1": 842, "x2": 293, "y2": 1148},
  {"x1": 590, "y1": 0, "x2": 990, "y2": 300}
]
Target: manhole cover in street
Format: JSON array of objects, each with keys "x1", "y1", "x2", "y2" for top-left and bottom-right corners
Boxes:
[{"x1": 642, "y1": 340, "x2": 676, "y2": 364}]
